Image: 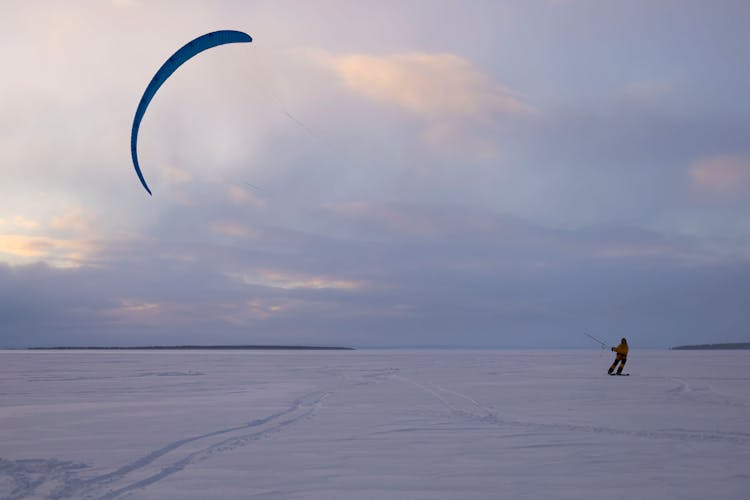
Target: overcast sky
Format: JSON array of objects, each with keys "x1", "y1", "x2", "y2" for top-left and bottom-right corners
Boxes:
[{"x1": 2, "y1": 0, "x2": 749, "y2": 348}]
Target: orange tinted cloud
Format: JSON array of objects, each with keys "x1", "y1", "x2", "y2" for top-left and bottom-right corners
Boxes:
[
  {"x1": 228, "y1": 185, "x2": 265, "y2": 208},
  {"x1": 328, "y1": 52, "x2": 528, "y2": 119},
  {"x1": 51, "y1": 208, "x2": 95, "y2": 234},
  {"x1": 0, "y1": 216, "x2": 40, "y2": 230},
  {"x1": 232, "y1": 270, "x2": 363, "y2": 291},
  {"x1": 690, "y1": 155, "x2": 750, "y2": 195},
  {"x1": 210, "y1": 220, "x2": 261, "y2": 239},
  {"x1": 117, "y1": 299, "x2": 160, "y2": 314},
  {"x1": 0, "y1": 234, "x2": 90, "y2": 266},
  {"x1": 0, "y1": 208, "x2": 100, "y2": 267}
]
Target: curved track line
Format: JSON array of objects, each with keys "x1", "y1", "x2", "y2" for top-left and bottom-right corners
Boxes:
[
  {"x1": 96, "y1": 394, "x2": 329, "y2": 499},
  {"x1": 44, "y1": 391, "x2": 329, "y2": 499},
  {"x1": 398, "y1": 375, "x2": 750, "y2": 447}
]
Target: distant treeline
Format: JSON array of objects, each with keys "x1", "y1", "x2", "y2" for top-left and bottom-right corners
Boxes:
[
  {"x1": 671, "y1": 343, "x2": 750, "y2": 350},
  {"x1": 28, "y1": 345, "x2": 355, "y2": 351}
]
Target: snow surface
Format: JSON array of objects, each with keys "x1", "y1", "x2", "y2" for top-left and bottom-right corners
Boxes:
[{"x1": 1, "y1": 349, "x2": 749, "y2": 499}]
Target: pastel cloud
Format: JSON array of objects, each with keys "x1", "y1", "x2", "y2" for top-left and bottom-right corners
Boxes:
[
  {"x1": 689, "y1": 155, "x2": 750, "y2": 195},
  {"x1": 0, "y1": 209, "x2": 99, "y2": 267},
  {"x1": 105, "y1": 299, "x2": 194, "y2": 326},
  {"x1": 327, "y1": 52, "x2": 528, "y2": 119},
  {"x1": 227, "y1": 185, "x2": 265, "y2": 208},
  {"x1": 51, "y1": 208, "x2": 95, "y2": 235},
  {"x1": 0, "y1": 234, "x2": 90, "y2": 267},
  {"x1": 237, "y1": 300, "x2": 286, "y2": 321},
  {"x1": 233, "y1": 270, "x2": 363, "y2": 291},
  {"x1": 0, "y1": 216, "x2": 40, "y2": 230},
  {"x1": 116, "y1": 298, "x2": 160, "y2": 315},
  {"x1": 211, "y1": 220, "x2": 261, "y2": 240}
]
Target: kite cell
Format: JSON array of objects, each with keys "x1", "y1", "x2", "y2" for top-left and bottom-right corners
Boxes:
[{"x1": 130, "y1": 30, "x2": 253, "y2": 195}]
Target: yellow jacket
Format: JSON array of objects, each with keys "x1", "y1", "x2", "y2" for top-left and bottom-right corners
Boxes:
[{"x1": 612, "y1": 341, "x2": 628, "y2": 356}]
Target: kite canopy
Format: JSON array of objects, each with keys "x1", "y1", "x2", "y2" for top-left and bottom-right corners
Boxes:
[{"x1": 130, "y1": 30, "x2": 253, "y2": 195}]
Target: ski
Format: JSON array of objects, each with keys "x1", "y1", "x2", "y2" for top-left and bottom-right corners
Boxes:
[{"x1": 608, "y1": 373, "x2": 630, "y2": 376}]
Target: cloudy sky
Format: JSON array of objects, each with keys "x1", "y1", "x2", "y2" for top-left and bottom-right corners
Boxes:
[{"x1": 2, "y1": 0, "x2": 749, "y2": 348}]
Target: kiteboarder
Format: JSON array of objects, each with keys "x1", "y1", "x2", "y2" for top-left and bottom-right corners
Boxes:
[{"x1": 608, "y1": 337, "x2": 629, "y2": 375}]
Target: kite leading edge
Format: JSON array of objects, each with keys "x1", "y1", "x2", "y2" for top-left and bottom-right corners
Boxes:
[{"x1": 130, "y1": 30, "x2": 253, "y2": 195}]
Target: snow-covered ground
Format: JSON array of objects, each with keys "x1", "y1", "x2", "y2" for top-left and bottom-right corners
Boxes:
[{"x1": 1, "y1": 349, "x2": 749, "y2": 499}]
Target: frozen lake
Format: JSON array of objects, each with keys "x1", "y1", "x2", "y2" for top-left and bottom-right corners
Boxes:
[{"x1": 1, "y1": 349, "x2": 749, "y2": 499}]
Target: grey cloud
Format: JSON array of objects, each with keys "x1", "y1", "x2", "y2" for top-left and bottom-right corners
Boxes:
[{"x1": 3, "y1": 203, "x2": 748, "y2": 348}]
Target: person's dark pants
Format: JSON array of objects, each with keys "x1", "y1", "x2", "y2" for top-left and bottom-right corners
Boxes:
[{"x1": 608, "y1": 354, "x2": 627, "y2": 374}]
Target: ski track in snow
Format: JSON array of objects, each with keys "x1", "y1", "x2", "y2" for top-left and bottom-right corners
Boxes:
[
  {"x1": 0, "y1": 459, "x2": 87, "y2": 500},
  {"x1": 1, "y1": 366, "x2": 403, "y2": 499},
  {"x1": 3, "y1": 391, "x2": 330, "y2": 500},
  {"x1": 667, "y1": 377, "x2": 747, "y2": 408},
  {"x1": 395, "y1": 375, "x2": 750, "y2": 446}
]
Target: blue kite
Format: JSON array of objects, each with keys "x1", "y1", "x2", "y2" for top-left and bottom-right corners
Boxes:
[{"x1": 130, "y1": 30, "x2": 253, "y2": 195}]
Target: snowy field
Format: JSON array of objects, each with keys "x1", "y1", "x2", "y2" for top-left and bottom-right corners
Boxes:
[{"x1": 1, "y1": 349, "x2": 749, "y2": 500}]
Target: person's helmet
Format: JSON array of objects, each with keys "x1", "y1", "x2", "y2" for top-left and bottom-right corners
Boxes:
[{"x1": 621, "y1": 337, "x2": 627, "y2": 343}]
